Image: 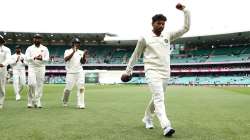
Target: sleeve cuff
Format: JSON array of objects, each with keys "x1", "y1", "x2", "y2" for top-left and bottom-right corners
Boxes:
[
  {"x1": 1, "y1": 62, "x2": 7, "y2": 66},
  {"x1": 183, "y1": 9, "x2": 189, "y2": 13},
  {"x1": 125, "y1": 67, "x2": 133, "y2": 75}
]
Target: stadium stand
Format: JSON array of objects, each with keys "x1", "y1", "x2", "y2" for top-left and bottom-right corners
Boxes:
[{"x1": 2, "y1": 31, "x2": 250, "y2": 85}]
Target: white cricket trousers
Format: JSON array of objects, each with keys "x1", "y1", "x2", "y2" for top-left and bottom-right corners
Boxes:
[
  {"x1": 64, "y1": 72, "x2": 85, "y2": 107},
  {"x1": 12, "y1": 69, "x2": 26, "y2": 97},
  {"x1": 144, "y1": 77, "x2": 171, "y2": 129},
  {"x1": 27, "y1": 66, "x2": 45, "y2": 106},
  {"x1": 0, "y1": 69, "x2": 7, "y2": 106}
]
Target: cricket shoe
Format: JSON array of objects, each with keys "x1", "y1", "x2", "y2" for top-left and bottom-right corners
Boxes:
[
  {"x1": 63, "y1": 102, "x2": 68, "y2": 107},
  {"x1": 16, "y1": 94, "x2": 21, "y2": 101},
  {"x1": 78, "y1": 104, "x2": 85, "y2": 109},
  {"x1": 142, "y1": 117, "x2": 154, "y2": 129},
  {"x1": 27, "y1": 104, "x2": 33, "y2": 108},
  {"x1": 163, "y1": 127, "x2": 175, "y2": 137},
  {"x1": 37, "y1": 100, "x2": 42, "y2": 108}
]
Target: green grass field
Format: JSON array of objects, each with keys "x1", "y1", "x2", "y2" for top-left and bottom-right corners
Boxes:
[{"x1": 0, "y1": 84, "x2": 250, "y2": 140}]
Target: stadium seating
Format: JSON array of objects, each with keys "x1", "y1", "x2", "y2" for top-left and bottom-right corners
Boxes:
[
  {"x1": 168, "y1": 76, "x2": 250, "y2": 85},
  {"x1": 7, "y1": 43, "x2": 250, "y2": 64},
  {"x1": 44, "y1": 75, "x2": 250, "y2": 85}
]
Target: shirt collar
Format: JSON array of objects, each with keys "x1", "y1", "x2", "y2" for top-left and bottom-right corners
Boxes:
[
  {"x1": 72, "y1": 48, "x2": 76, "y2": 51},
  {"x1": 150, "y1": 31, "x2": 163, "y2": 37},
  {"x1": 33, "y1": 44, "x2": 41, "y2": 48}
]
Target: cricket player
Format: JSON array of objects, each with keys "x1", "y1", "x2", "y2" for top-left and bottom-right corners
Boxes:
[
  {"x1": 25, "y1": 34, "x2": 49, "y2": 108},
  {"x1": 122, "y1": 3, "x2": 190, "y2": 137},
  {"x1": 62, "y1": 38, "x2": 87, "y2": 109},
  {"x1": 0, "y1": 35, "x2": 11, "y2": 109},
  {"x1": 9, "y1": 45, "x2": 26, "y2": 101}
]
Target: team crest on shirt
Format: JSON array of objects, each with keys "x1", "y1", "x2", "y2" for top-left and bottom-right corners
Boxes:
[{"x1": 164, "y1": 39, "x2": 168, "y2": 43}]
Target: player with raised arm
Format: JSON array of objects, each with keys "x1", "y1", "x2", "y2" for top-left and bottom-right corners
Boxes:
[{"x1": 122, "y1": 3, "x2": 190, "y2": 137}]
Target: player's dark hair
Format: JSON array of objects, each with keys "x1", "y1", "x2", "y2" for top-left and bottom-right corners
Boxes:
[{"x1": 152, "y1": 14, "x2": 167, "y2": 23}]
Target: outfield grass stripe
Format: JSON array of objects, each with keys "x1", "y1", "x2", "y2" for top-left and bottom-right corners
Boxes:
[{"x1": 0, "y1": 85, "x2": 249, "y2": 140}]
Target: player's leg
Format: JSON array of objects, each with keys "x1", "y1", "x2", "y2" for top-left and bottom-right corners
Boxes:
[
  {"x1": 144, "y1": 97, "x2": 155, "y2": 118},
  {"x1": 19, "y1": 69, "x2": 26, "y2": 96},
  {"x1": 76, "y1": 72, "x2": 85, "y2": 109},
  {"x1": 62, "y1": 73, "x2": 75, "y2": 107},
  {"x1": 142, "y1": 75, "x2": 156, "y2": 129},
  {"x1": 0, "y1": 72, "x2": 6, "y2": 109},
  {"x1": 35, "y1": 68, "x2": 45, "y2": 108},
  {"x1": 147, "y1": 78, "x2": 173, "y2": 136},
  {"x1": 76, "y1": 86, "x2": 85, "y2": 109},
  {"x1": 162, "y1": 78, "x2": 175, "y2": 136},
  {"x1": 12, "y1": 70, "x2": 21, "y2": 101},
  {"x1": 27, "y1": 67, "x2": 36, "y2": 108},
  {"x1": 142, "y1": 97, "x2": 155, "y2": 129}
]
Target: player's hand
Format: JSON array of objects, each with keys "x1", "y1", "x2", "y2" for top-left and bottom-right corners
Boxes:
[
  {"x1": 34, "y1": 55, "x2": 42, "y2": 61},
  {"x1": 20, "y1": 58, "x2": 24, "y2": 63},
  {"x1": 83, "y1": 49, "x2": 88, "y2": 54},
  {"x1": 0, "y1": 64, "x2": 4, "y2": 67},
  {"x1": 83, "y1": 49, "x2": 88, "y2": 57},
  {"x1": 80, "y1": 49, "x2": 87, "y2": 64},
  {"x1": 37, "y1": 55, "x2": 43, "y2": 60},
  {"x1": 121, "y1": 73, "x2": 132, "y2": 82},
  {"x1": 73, "y1": 46, "x2": 77, "y2": 52},
  {"x1": 176, "y1": 3, "x2": 185, "y2": 11},
  {"x1": 16, "y1": 56, "x2": 20, "y2": 63}
]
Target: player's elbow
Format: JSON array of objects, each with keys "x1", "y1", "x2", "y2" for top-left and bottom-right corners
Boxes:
[
  {"x1": 81, "y1": 59, "x2": 86, "y2": 64},
  {"x1": 184, "y1": 25, "x2": 190, "y2": 33}
]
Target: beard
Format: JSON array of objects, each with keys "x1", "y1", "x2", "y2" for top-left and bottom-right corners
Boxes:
[
  {"x1": 153, "y1": 28, "x2": 163, "y2": 36},
  {"x1": 157, "y1": 27, "x2": 163, "y2": 33},
  {"x1": 34, "y1": 41, "x2": 41, "y2": 46}
]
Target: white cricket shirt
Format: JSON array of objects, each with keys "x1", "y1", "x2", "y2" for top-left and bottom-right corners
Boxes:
[
  {"x1": 10, "y1": 53, "x2": 26, "y2": 70},
  {"x1": 25, "y1": 44, "x2": 49, "y2": 68},
  {"x1": 64, "y1": 48, "x2": 85, "y2": 74},
  {"x1": 0, "y1": 45, "x2": 11, "y2": 72},
  {"x1": 126, "y1": 9, "x2": 190, "y2": 78}
]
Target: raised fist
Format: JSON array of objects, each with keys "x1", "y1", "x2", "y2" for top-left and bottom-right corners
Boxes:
[{"x1": 176, "y1": 3, "x2": 185, "y2": 10}]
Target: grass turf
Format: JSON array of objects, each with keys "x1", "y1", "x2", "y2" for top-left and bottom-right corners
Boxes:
[{"x1": 0, "y1": 84, "x2": 250, "y2": 140}]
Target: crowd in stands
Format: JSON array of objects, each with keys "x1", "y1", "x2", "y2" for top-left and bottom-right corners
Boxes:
[
  {"x1": 41, "y1": 74, "x2": 250, "y2": 85},
  {"x1": 45, "y1": 75, "x2": 65, "y2": 84},
  {"x1": 168, "y1": 74, "x2": 250, "y2": 86},
  {"x1": 6, "y1": 43, "x2": 250, "y2": 85},
  {"x1": 41, "y1": 44, "x2": 250, "y2": 65},
  {"x1": 172, "y1": 44, "x2": 250, "y2": 64}
]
